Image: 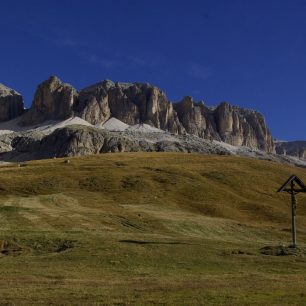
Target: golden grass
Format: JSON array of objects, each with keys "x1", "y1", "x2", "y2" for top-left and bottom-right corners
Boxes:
[{"x1": 0, "y1": 152, "x2": 305, "y2": 305}]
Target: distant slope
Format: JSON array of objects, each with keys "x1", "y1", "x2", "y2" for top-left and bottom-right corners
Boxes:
[{"x1": 0, "y1": 153, "x2": 305, "y2": 228}]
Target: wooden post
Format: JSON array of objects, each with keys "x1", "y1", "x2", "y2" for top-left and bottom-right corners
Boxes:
[
  {"x1": 291, "y1": 181, "x2": 297, "y2": 248},
  {"x1": 277, "y1": 175, "x2": 306, "y2": 247}
]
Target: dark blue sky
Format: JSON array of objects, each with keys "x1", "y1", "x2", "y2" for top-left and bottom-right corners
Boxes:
[{"x1": 1, "y1": 0, "x2": 306, "y2": 140}]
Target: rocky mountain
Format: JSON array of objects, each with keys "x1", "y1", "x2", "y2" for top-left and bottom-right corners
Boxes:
[
  {"x1": 0, "y1": 124, "x2": 225, "y2": 162},
  {"x1": 0, "y1": 76, "x2": 279, "y2": 162},
  {"x1": 75, "y1": 80, "x2": 184, "y2": 134},
  {"x1": 74, "y1": 80, "x2": 274, "y2": 152},
  {"x1": 0, "y1": 83, "x2": 24, "y2": 122},
  {"x1": 20, "y1": 76, "x2": 77, "y2": 125},
  {"x1": 275, "y1": 141, "x2": 306, "y2": 160},
  {"x1": 15, "y1": 76, "x2": 274, "y2": 152},
  {"x1": 0, "y1": 121, "x2": 303, "y2": 168},
  {"x1": 173, "y1": 97, "x2": 274, "y2": 152}
]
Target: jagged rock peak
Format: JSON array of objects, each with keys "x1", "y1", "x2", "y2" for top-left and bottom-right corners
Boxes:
[
  {"x1": 76, "y1": 80, "x2": 184, "y2": 133},
  {"x1": 0, "y1": 83, "x2": 21, "y2": 97},
  {"x1": 8, "y1": 76, "x2": 275, "y2": 153},
  {"x1": 115, "y1": 81, "x2": 134, "y2": 89},
  {"x1": 176, "y1": 96, "x2": 206, "y2": 109},
  {"x1": 174, "y1": 96, "x2": 214, "y2": 139},
  {"x1": 214, "y1": 101, "x2": 274, "y2": 152},
  {"x1": 20, "y1": 75, "x2": 77, "y2": 125},
  {"x1": 81, "y1": 80, "x2": 115, "y2": 93},
  {"x1": 40, "y1": 75, "x2": 75, "y2": 91},
  {"x1": 173, "y1": 98, "x2": 274, "y2": 152},
  {"x1": 0, "y1": 83, "x2": 24, "y2": 122},
  {"x1": 47, "y1": 75, "x2": 59, "y2": 83},
  {"x1": 181, "y1": 96, "x2": 194, "y2": 107}
]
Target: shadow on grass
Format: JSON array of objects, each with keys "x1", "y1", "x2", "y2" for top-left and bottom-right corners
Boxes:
[{"x1": 119, "y1": 239, "x2": 195, "y2": 245}]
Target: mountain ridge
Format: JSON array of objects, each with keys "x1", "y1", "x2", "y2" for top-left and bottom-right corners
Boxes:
[
  {"x1": 0, "y1": 76, "x2": 275, "y2": 153},
  {"x1": 1, "y1": 75, "x2": 305, "y2": 162}
]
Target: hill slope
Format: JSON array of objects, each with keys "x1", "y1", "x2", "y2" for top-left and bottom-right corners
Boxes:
[{"x1": 0, "y1": 153, "x2": 306, "y2": 304}]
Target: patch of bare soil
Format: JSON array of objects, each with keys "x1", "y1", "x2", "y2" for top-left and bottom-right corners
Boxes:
[
  {"x1": 0, "y1": 238, "x2": 75, "y2": 257},
  {"x1": 260, "y1": 245, "x2": 306, "y2": 257},
  {"x1": 0, "y1": 240, "x2": 26, "y2": 256}
]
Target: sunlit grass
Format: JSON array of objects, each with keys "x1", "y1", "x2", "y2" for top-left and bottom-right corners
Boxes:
[{"x1": 0, "y1": 152, "x2": 305, "y2": 304}]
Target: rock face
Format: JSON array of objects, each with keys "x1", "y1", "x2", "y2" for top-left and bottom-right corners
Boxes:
[
  {"x1": 74, "y1": 80, "x2": 112, "y2": 125},
  {"x1": 75, "y1": 80, "x2": 274, "y2": 152},
  {"x1": 174, "y1": 98, "x2": 274, "y2": 152},
  {"x1": 4, "y1": 75, "x2": 274, "y2": 153},
  {"x1": 0, "y1": 125, "x2": 230, "y2": 162},
  {"x1": 275, "y1": 141, "x2": 306, "y2": 159},
  {"x1": 75, "y1": 81, "x2": 184, "y2": 134},
  {"x1": 214, "y1": 102, "x2": 274, "y2": 152},
  {"x1": 21, "y1": 76, "x2": 77, "y2": 125},
  {"x1": 0, "y1": 124, "x2": 304, "y2": 168},
  {"x1": 174, "y1": 96, "x2": 218, "y2": 139},
  {"x1": 0, "y1": 84, "x2": 24, "y2": 122}
]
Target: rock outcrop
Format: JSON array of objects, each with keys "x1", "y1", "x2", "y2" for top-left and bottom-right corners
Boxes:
[
  {"x1": 74, "y1": 80, "x2": 112, "y2": 125},
  {"x1": 75, "y1": 81, "x2": 184, "y2": 134},
  {"x1": 2, "y1": 75, "x2": 275, "y2": 153},
  {"x1": 75, "y1": 80, "x2": 274, "y2": 152},
  {"x1": 174, "y1": 96, "x2": 218, "y2": 139},
  {"x1": 0, "y1": 124, "x2": 303, "y2": 168},
  {"x1": 275, "y1": 141, "x2": 306, "y2": 159},
  {"x1": 21, "y1": 76, "x2": 77, "y2": 125},
  {"x1": 174, "y1": 98, "x2": 274, "y2": 152},
  {"x1": 214, "y1": 102, "x2": 274, "y2": 152},
  {"x1": 0, "y1": 84, "x2": 24, "y2": 122},
  {"x1": 0, "y1": 125, "x2": 230, "y2": 162}
]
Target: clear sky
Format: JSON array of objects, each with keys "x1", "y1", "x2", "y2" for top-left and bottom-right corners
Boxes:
[{"x1": 1, "y1": 0, "x2": 306, "y2": 140}]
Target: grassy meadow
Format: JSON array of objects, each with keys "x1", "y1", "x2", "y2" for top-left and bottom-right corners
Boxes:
[{"x1": 0, "y1": 153, "x2": 305, "y2": 305}]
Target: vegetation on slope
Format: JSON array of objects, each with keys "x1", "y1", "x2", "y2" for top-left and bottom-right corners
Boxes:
[{"x1": 0, "y1": 153, "x2": 305, "y2": 305}]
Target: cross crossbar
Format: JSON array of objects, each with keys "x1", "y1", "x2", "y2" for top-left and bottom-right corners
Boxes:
[{"x1": 277, "y1": 175, "x2": 306, "y2": 193}]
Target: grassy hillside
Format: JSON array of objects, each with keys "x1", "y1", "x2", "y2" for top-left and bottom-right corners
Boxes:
[{"x1": 0, "y1": 153, "x2": 305, "y2": 305}]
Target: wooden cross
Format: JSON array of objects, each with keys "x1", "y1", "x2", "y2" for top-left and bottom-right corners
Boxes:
[{"x1": 277, "y1": 175, "x2": 306, "y2": 248}]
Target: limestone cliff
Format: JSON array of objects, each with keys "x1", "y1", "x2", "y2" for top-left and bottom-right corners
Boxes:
[
  {"x1": 214, "y1": 102, "x2": 274, "y2": 152},
  {"x1": 173, "y1": 96, "x2": 218, "y2": 140},
  {"x1": 174, "y1": 98, "x2": 274, "y2": 152},
  {"x1": 75, "y1": 81, "x2": 184, "y2": 134},
  {"x1": 9, "y1": 76, "x2": 275, "y2": 153},
  {"x1": 0, "y1": 83, "x2": 24, "y2": 122},
  {"x1": 21, "y1": 76, "x2": 77, "y2": 125},
  {"x1": 275, "y1": 141, "x2": 306, "y2": 159}
]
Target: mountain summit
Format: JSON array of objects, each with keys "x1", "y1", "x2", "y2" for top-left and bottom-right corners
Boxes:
[{"x1": 0, "y1": 83, "x2": 24, "y2": 122}]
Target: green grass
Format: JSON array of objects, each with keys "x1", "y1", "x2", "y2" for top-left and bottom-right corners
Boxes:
[{"x1": 0, "y1": 153, "x2": 305, "y2": 305}]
